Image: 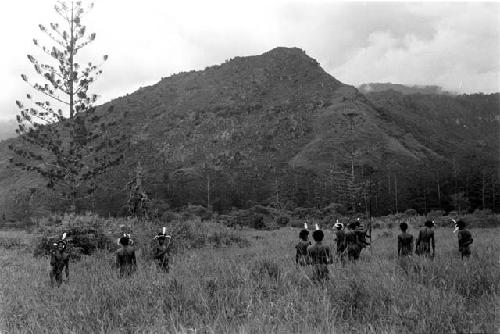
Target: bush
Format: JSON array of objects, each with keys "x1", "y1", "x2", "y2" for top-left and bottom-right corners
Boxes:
[
  {"x1": 321, "y1": 203, "x2": 346, "y2": 216},
  {"x1": 32, "y1": 213, "x2": 115, "y2": 259},
  {"x1": 183, "y1": 205, "x2": 212, "y2": 221},
  {"x1": 404, "y1": 209, "x2": 417, "y2": 216},
  {"x1": 275, "y1": 215, "x2": 290, "y2": 227},
  {"x1": 428, "y1": 210, "x2": 445, "y2": 218}
]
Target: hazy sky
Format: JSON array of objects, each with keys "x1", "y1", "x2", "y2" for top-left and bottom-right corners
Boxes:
[{"x1": 0, "y1": 0, "x2": 499, "y2": 121}]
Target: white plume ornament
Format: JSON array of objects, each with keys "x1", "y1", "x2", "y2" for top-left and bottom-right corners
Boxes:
[
  {"x1": 451, "y1": 219, "x2": 458, "y2": 233},
  {"x1": 62, "y1": 233, "x2": 66, "y2": 240},
  {"x1": 162, "y1": 227, "x2": 166, "y2": 235},
  {"x1": 304, "y1": 223, "x2": 308, "y2": 230},
  {"x1": 315, "y1": 223, "x2": 320, "y2": 230}
]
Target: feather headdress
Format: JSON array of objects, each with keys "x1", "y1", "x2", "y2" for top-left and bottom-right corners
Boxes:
[
  {"x1": 334, "y1": 220, "x2": 344, "y2": 230},
  {"x1": 154, "y1": 227, "x2": 172, "y2": 240}
]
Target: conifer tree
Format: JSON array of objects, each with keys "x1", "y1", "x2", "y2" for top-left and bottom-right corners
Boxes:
[{"x1": 9, "y1": 1, "x2": 124, "y2": 211}]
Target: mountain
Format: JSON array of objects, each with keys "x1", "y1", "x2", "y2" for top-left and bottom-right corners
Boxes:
[
  {"x1": 0, "y1": 47, "x2": 498, "y2": 221},
  {"x1": 359, "y1": 83, "x2": 455, "y2": 96}
]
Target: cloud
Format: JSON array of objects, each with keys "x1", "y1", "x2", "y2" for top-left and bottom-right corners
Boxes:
[
  {"x1": 0, "y1": 1, "x2": 498, "y2": 121},
  {"x1": 327, "y1": 3, "x2": 500, "y2": 93}
]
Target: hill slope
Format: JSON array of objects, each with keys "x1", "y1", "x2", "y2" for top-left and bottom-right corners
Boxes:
[{"x1": 0, "y1": 47, "x2": 498, "y2": 219}]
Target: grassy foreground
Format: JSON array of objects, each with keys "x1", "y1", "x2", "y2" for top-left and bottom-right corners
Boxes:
[{"x1": 0, "y1": 225, "x2": 499, "y2": 334}]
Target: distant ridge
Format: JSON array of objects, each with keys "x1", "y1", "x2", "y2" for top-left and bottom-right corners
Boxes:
[{"x1": 359, "y1": 83, "x2": 455, "y2": 95}]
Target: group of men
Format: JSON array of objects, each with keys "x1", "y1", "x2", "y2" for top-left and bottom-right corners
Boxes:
[
  {"x1": 48, "y1": 218, "x2": 474, "y2": 287},
  {"x1": 294, "y1": 218, "x2": 474, "y2": 282},
  {"x1": 49, "y1": 227, "x2": 172, "y2": 287},
  {"x1": 294, "y1": 220, "x2": 370, "y2": 281},
  {"x1": 397, "y1": 218, "x2": 473, "y2": 259}
]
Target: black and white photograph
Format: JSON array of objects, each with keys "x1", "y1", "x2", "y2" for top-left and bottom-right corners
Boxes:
[{"x1": 0, "y1": 0, "x2": 499, "y2": 333}]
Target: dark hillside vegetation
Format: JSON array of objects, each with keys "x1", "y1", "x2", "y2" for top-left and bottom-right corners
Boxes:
[{"x1": 1, "y1": 48, "x2": 499, "y2": 221}]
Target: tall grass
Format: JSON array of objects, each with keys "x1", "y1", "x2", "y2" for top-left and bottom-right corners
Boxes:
[{"x1": 0, "y1": 226, "x2": 498, "y2": 333}]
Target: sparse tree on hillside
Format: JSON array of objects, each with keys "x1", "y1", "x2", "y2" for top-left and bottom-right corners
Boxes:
[{"x1": 9, "y1": 1, "x2": 124, "y2": 211}]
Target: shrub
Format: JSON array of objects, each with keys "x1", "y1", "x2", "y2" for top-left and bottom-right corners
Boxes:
[
  {"x1": 404, "y1": 208, "x2": 417, "y2": 216},
  {"x1": 275, "y1": 215, "x2": 290, "y2": 227},
  {"x1": 428, "y1": 209, "x2": 445, "y2": 218},
  {"x1": 32, "y1": 213, "x2": 115, "y2": 259},
  {"x1": 321, "y1": 203, "x2": 347, "y2": 216}
]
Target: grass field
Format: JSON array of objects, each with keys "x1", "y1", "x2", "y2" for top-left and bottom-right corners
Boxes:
[{"x1": 0, "y1": 223, "x2": 499, "y2": 334}]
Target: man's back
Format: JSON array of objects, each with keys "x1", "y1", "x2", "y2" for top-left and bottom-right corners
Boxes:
[
  {"x1": 457, "y1": 229, "x2": 473, "y2": 256},
  {"x1": 398, "y1": 232, "x2": 413, "y2": 256},
  {"x1": 334, "y1": 230, "x2": 346, "y2": 252},
  {"x1": 416, "y1": 227, "x2": 434, "y2": 255},
  {"x1": 296, "y1": 240, "x2": 311, "y2": 256},
  {"x1": 116, "y1": 246, "x2": 137, "y2": 276},
  {"x1": 307, "y1": 243, "x2": 331, "y2": 265}
]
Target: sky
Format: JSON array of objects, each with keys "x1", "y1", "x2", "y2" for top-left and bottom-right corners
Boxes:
[{"x1": 0, "y1": 0, "x2": 499, "y2": 122}]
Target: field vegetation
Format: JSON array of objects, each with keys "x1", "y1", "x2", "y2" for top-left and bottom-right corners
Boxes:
[{"x1": 0, "y1": 214, "x2": 499, "y2": 333}]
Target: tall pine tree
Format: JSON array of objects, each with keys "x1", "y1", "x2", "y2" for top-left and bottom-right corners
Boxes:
[{"x1": 9, "y1": 1, "x2": 124, "y2": 211}]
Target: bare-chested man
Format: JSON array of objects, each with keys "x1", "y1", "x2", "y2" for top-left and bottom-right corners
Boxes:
[
  {"x1": 307, "y1": 227, "x2": 332, "y2": 282},
  {"x1": 154, "y1": 227, "x2": 172, "y2": 272},
  {"x1": 116, "y1": 234, "x2": 137, "y2": 277},
  {"x1": 49, "y1": 233, "x2": 69, "y2": 287},
  {"x1": 345, "y1": 222, "x2": 364, "y2": 261},
  {"x1": 416, "y1": 220, "x2": 435, "y2": 257},
  {"x1": 295, "y1": 224, "x2": 311, "y2": 266},
  {"x1": 398, "y1": 222, "x2": 414, "y2": 257},
  {"x1": 333, "y1": 221, "x2": 346, "y2": 264},
  {"x1": 455, "y1": 220, "x2": 473, "y2": 259}
]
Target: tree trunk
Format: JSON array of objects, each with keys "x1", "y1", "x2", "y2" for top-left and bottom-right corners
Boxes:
[
  {"x1": 394, "y1": 174, "x2": 398, "y2": 213},
  {"x1": 207, "y1": 174, "x2": 211, "y2": 209},
  {"x1": 69, "y1": 2, "x2": 75, "y2": 119},
  {"x1": 482, "y1": 172, "x2": 486, "y2": 209}
]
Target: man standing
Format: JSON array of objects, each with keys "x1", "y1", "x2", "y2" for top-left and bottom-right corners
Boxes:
[
  {"x1": 116, "y1": 234, "x2": 137, "y2": 277},
  {"x1": 455, "y1": 220, "x2": 473, "y2": 259},
  {"x1": 295, "y1": 223, "x2": 311, "y2": 266},
  {"x1": 355, "y1": 221, "x2": 371, "y2": 259},
  {"x1": 345, "y1": 222, "x2": 363, "y2": 261},
  {"x1": 333, "y1": 221, "x2": 346, "y2": 264},
  {"x1": 307, "y1": 225, "x2": 333, "y2": 282},
  {"x1": 154, "y1": 227, "x2": 172, "y2": 272},
  {"x1": 49, "y1": 233, "x2": 69, "y2": 287},
  {"x1": 398, "y1": 222, "x2": 414, "y2": 257},
  {"x1": 416, "y1": 220, "x2": 435, "y2": 257}
]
